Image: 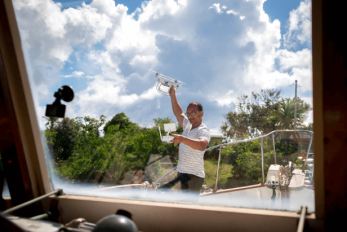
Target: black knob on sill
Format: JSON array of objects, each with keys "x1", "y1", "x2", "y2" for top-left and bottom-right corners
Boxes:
[{"x1": 92, "y1": 215, "x2": 138, "y2": 232}]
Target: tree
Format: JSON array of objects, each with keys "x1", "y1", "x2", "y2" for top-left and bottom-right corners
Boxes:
[
  {"x1": 57, "y1": 124, "x2": 134, "y2": 183},
  {"x1": 217, "y1": 139, "x2": 273, "y2": 187},
  {"x1": 277, "y1": 98, "x2": 311, "y2": 130},
  {"x1": 43, "y1": 116, "x2": 59, "y2": 131},
  {"x1": 43, "y1": 115, "x2": 106, "y2": 162},
  {"x1": 221, "y1": 89, "x2": 311, "y2": 139},
  {"x1": 124, "y1": 117, "x2": 180, "y2": 166},
  {"x1": 44, "y1": 114, "x2": 182, "y2": 184},
  {"x1": 49, "y1": 117, "x2": 81, "y2": 161},
  {"x1": 103, "y1": 112, "x2": 139, "y2": 135},
  {"x1": 80, "y1": 115, "x2": 106, "y2": 137}
]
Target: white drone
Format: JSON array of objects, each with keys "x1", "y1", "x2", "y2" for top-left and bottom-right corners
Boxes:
[
  {"x1": 150, "y1": 70, "x2": 185, "y2": 96},
  {"x1": 158, "y1": 123, "x2": 176, "y2": 143}
]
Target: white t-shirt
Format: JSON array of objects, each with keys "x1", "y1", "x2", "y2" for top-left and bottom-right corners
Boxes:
[{"x1": 177, "y1": 116, "x2": 210, "y2": 178}]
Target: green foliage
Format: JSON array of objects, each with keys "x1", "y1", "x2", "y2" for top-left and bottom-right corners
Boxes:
[
  {"x1": 275, "y1": 140, "x2": 298, "y2": 157},
  {"x1": 43, "y1": 114, "x2": 180, "y2": 183},
  {"x1": 44, "y1": 116, "x2": 59, "y2": 131},
  {"x1": 103, "y1": 112, "x2": 139, "y2": 135},
  {"x1": 43, "y1": 109, "x2": 306, "y2": 188},
  {"x1": 57, "y1": 125, "x2": 133, "y2": 182},
  {"x1": 220, "y1": 140, "x2": 273, "y2": 182},
  {"x1": 203, "y1": 159, "x2": 218, "y2": 187},
  {"x1": 222, "y1": 139, "x2": 304, "y2": 182},
  {"x1": 43, "y1": 115, "x2": 107, "y2": 162},
  {"x1": 221, "y1": 89, "x2": 311, "y2": 139},
  {"x1": 215, "y1": 137, "x2": 305, "y2": 187},
  {"x1": 215, "y1": 89, "x2": 313, "y2": 187},
  {"x1": 49, "y1": 117, "x2": 80, "y2": 161},
  {"x1": 277, "y1": 98, "x2": 311, "y2": 129},
  {"x1": 204, "y1": 159, "x2": 233, "y2": 188}
]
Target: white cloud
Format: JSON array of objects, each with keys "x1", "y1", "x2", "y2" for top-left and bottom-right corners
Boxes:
[
  {"x1": 62, "y1": 71, "x2": 85, "y2": 78},
  {"x1": 129, "y1": 55, "x2": 158, "y2": 68},
  {"x1": 304, "y1": 110, "x2": 313, "y2": 126},
  {"x1": 284, "y1": 0, "x2": 311, "y2": 48},
  {"x1": 226, "y1": 9, "x2": 245, "y2": 20},
  {"x1": 209, "y1": 3, "x2": 223, "y2": 14},
  {"x1": 139, "y1": 0, "x2": 187, "y2": 21},
  {"x1": 13, "y1": 0, "x2": 113, "y2": 107},
  {"x1": 140, "y1": 85, "x2": 161, "y2": 100},
  {"x1": 275, "y1": 48, "x2": 312, "y2": 91},
  {"x1": 212, "y1": 90, "x2": 236, "y2": 107},
  {"x1": 70, "y1": 77, "x2": 161, "y2": 118},
  {"x1": 13, "y1": 0, "x2": 312, "y2": 133},
  {"x1": 226, "y1": 9, "x2": 238, "y2": 15},
  {"x1": 210, "y1": 4, "x2": 245, "y2": 20},
  {"x1": 276, "y1": 49, "x2": 311, "y2": 71},
  {"x1": 36, "y1": 105, "x2": 48, "y2": 130}
]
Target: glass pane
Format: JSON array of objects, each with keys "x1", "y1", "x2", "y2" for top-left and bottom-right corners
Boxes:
[
  {"x1": 12, "y1": 0, "x2": 313, "y2": 211},
  {"x1": 200, "y1": 131, "x2": 314, "y2": 210}
]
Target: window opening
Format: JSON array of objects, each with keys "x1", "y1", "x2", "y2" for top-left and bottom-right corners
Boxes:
[{"x1": 12, "y1": 0, "x2": 313, "y2": 212}]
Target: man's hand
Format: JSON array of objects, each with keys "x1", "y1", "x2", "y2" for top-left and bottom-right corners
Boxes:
[
  {"x1": 168, "y1": 85, "x2": 176, "y2": 98},
  {"x1": 170, "y1": 133, "x2": 184, "y2": 144}
]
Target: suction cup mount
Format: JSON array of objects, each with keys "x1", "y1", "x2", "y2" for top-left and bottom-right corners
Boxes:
[{"x1": 45, "y1": 85, "x2": 74, "y2": 118}]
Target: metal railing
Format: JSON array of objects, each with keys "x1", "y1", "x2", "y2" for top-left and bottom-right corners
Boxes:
[{"x1": 153, "y1": 130, "x2": 314, "y2": 192}]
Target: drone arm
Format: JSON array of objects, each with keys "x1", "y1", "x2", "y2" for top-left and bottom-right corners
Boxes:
[{"x1": 169, "y1": 87, "x2": 184, "y2": 128}]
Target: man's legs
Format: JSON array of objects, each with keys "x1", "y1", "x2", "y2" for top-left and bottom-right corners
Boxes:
[
  {"x1": 160, "y1": 173, "x2": 204, "y2": 194},
  {"x1": 179, "y1": 173, "x2": 204, "y2": 194},
  {"x1": 159, "y1": 173, "x2": 181, "y2": 190}
]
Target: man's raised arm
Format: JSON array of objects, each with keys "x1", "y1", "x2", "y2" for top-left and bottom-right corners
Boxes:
[{"x1": 169, "y1": 85, "x2": 185, "y2": 128}]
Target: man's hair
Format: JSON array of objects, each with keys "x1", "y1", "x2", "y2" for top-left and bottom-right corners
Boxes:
[{"x1": 188, "y1": 102, "x2": 203, "y2": 111}]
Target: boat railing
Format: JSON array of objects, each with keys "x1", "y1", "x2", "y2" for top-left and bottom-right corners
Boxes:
[{"x1": 153, "y1": 130, "x2": 314, "y2": 193}]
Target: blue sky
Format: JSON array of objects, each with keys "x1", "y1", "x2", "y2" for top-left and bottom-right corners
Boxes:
[{"x1": 13, "y1": 0, "x2": 312, "y2": 135}]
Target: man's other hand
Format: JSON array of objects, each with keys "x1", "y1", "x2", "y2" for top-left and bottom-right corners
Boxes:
[
  {"x1": 169, "y1": 85, "x2": 176, "y2": 98},
  {"x1": 170, "y1": 133, "x2": 184, "y2": 143}
]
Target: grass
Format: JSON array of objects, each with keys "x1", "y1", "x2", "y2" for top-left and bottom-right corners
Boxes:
[{"x1": 204, "y1": 159, "x2": 233, "y2": 187}]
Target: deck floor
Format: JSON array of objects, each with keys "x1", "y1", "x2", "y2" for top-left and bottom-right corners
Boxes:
[{"x1": 199, "y1": 185, "x2": 315, "y2": 212}]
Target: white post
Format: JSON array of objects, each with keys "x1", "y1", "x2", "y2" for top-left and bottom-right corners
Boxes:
[
  {"x1": 294, "y1": 80, "x2": 298, "y2": 130},
  {"x1": 261, "y1": 138, "x2": 265, "y2": 185},
  {"x1": 272, "y1": 133, "x2": 277, "y2": 164},
  {"x1": 302, "y1": 134, "x2": 313, "y2": 173},
  {"x1": 213, "y1": 146, "x2": 222, "y2": 193}
]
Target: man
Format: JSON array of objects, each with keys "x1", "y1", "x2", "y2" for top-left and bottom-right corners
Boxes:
[{"x1": 160, "y1": 85, "x2": 210, "y2": 195}]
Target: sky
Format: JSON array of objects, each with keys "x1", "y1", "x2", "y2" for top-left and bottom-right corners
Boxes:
[{"x1": 12, "y1": 0, "x2": 312, "y2": 135}]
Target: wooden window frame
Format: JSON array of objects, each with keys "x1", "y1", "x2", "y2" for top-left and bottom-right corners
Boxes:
[{"x1": 3, "y1": 0, "x2": 346, "y2": 231}]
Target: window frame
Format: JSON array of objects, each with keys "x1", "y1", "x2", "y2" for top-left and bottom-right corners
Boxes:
[{"x1": 0, "y1": 0, "x2": 326, "y2": 230}]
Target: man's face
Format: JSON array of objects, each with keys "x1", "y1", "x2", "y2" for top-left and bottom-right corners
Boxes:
[{"x1": 186, "y1": 104, "x2": 203, "y2": 126}]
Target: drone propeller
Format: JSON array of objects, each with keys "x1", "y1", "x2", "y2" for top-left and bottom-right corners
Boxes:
[
  {"x1": 149, "y1": 69, "x2": 158, "y2": 75},
  {"x1": 149, "y1": 69, "x2": 185, "y2": 83},
  {"x1": 150, "y1": 69, "x2": 185, "y2": 96}
]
